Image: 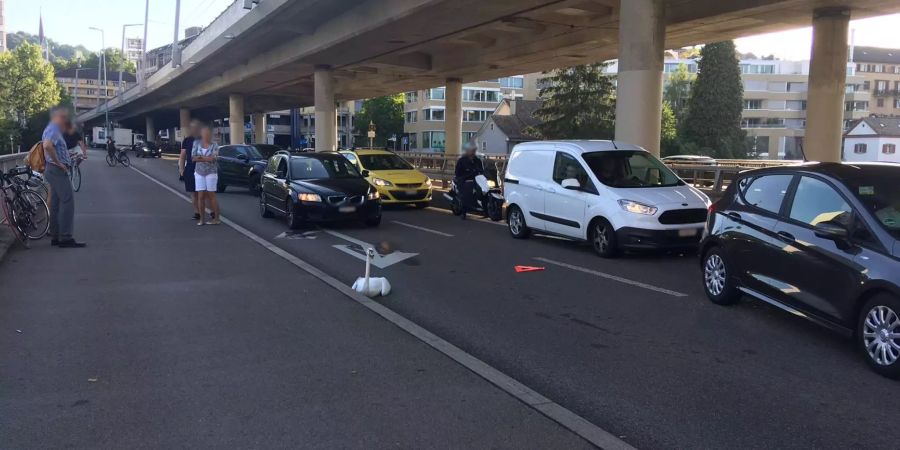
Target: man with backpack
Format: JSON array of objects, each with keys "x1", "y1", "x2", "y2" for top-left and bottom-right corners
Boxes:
[{"x1": 42, "y1": 106, "x2": 86, "y2": 248}]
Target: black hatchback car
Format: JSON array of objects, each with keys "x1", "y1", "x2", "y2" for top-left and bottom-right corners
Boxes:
[
  {"x1": 700, "y1": 163, "x2": 900, "y2": 378},
  {"x1": 216, "y1": 144, "x2": 273, "y2": 194},
  {"x1": 259, "y1": 151, "x2": 381, "y2": 229}
]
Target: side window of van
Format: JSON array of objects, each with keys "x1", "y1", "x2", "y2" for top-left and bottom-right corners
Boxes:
[{"x1": 552, "y1": 152, "x2": 593, "y2": 192}]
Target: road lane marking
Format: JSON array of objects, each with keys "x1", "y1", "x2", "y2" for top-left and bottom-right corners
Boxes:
[
  {"x1": 535, "y1": 257, "x2": 688, "y2": 298},
  {"x1": 320, "y1": 228, "x2": 419, "y2": 268},
  {"x1": 128, "y1": 163, "x2": 636, "y2": 450},
  {"x1": 425, "y1": 207, "x2": 507, "y2": 227},
  {"x1": 390, "y1": 220, "x2": 454, "y2": 237}
]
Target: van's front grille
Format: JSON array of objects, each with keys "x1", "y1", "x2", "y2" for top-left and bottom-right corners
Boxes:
[{"x1": 658, "y1": 208, "x2": 707, "y2": 225}]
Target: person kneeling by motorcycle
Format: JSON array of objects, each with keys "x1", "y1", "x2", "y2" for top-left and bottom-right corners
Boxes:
[{"x1": 454, "y1": 141, "x2": 484, "y2": 220}]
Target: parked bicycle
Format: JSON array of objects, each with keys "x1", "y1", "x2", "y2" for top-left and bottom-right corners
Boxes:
[
  {"x1": 106, "y1": 148, "x2": 131, "y2": 168},
  {"x1": 0, "y1": 166, "x2": 51, "y2": 245},
  {"x1": 69, "y1": 151, "x2": 86, "y2": 192}
]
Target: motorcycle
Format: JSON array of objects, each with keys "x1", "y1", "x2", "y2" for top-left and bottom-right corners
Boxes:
[{"x1": 445, "y1": 174, "x2": 504, "y2": 221}]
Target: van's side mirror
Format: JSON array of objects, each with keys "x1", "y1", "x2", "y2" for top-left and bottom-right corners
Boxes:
[
  {"x1": 814, "y1": 221, "x2": 849, "y2": 241},
  {"x1": 561, "y1": 178, "x2": 581, "y2": 190}
]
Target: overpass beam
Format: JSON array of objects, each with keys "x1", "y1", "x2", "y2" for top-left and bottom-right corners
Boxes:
[
  {"x1": 229, "y1": 94, "x2": 245, "y2": 145},
  {"x1": 614, "y1": 0, "x2": 665, "y2": 156},
  {"x1": 253, "y1": 113, "x2": 267, "y2": 144},
  {"x1": 145, "y1": 116, "x2": 156, "y2": 143},
  {"x1": 445, "y1": 78, "x2": 463, "y2": 155},
  {"x1": 805, "y1": 8, "x2": 850, "y2": 163},
  {"x1": 314, "y1": 66, "x2": 337, "y2": 152}
]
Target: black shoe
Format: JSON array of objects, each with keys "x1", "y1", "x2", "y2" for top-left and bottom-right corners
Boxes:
[
  {"x1": 58, "y1": 240, "x2": 87, "y2": 248},
  {"x1": 192, "y1": 213, "x2": 201, "y2": 220}
]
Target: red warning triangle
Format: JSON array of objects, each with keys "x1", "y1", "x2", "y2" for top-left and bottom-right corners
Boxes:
[{"x1": 515, "y1": 265, "x2": 546, "y2": 273}]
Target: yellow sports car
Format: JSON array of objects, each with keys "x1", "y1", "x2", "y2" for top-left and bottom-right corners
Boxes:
[{"x1": 339, "y1": 149, "x2": 432, "y2": 207}]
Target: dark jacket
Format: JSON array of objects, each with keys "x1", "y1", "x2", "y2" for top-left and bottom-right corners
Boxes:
[{"x1": 455, "y1": 155, "x2": 484, "y2": 183}]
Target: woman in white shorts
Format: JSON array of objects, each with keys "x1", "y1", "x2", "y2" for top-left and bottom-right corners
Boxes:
[{"x1": 191, "y1": 125, "x2": 221, "y2": 226}]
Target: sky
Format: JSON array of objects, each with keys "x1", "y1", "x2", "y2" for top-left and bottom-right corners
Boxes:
[{"x1": 5, "y1": 1, "x2": 900, "y2": 60}]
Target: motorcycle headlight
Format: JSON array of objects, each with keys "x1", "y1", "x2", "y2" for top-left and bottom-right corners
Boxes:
[
  {"x1": 298, "y1": 192, "x2": 322, "y2": 202},
  {"x1": 367, "y1": 190, "x2": 380, "y2": 200},
  {"x1": 372, "y1": 177, "x2": 393, "y2": 187},
  {"x1": 487, "y1": 180, "x2": 497, "y2": 188},
  {"x1": 618, "y1": 199, "x2": 658, "y2": 215}
]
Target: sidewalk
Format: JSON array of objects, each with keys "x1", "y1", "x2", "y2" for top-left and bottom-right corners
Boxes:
[{"x1": 0, "y1": 155, "x2": 593, "y2": 448}]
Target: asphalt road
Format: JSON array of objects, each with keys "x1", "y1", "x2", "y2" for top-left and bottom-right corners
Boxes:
[{"x1": 4, "y1": 150, "x2": 899, "y2": 449}]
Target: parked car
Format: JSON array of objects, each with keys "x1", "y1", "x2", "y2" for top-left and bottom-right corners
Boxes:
[
  {"x1": 339, "y1": 149, "x2": 432, "y2": 208},
  {"x1": 661, "y1": 155, "x2": 718, "y2": 166},
  {"x1": 700, "y1": 162, "x2": 900, "y2": 378},
  {"x1": 504, "y1": 141, "x2": 711, "y2": 257},
  {"x1": 133, "y1": 141, "x2": 162, "y2": 158},
  {"x1": 216, "y1": 145, "x2": 270, "y2": 194},
  {"x1": 260, "y1": 151, "x2": 382, "y2": 228}
]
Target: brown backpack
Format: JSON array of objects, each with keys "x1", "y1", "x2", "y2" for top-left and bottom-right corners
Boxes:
[{"x1": 25, "y1": 142, "x2": 46, "y2": 173}]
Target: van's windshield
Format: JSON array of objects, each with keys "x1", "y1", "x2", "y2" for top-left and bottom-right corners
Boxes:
[{"x1": 582, "y1": 151, "x2": 683, "y2": 188}]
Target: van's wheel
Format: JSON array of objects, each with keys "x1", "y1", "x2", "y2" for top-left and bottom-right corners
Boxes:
[
  {"x1": 702, "y1": 246, "x2": 741, "y2": 305},
  {"x1": 259, "y1": 192, "x2": 273, "y2": 218},
  {"x1": 507, "y1": 205, "x2": 530, "y2": 239},
  {"x1": 590, "y1": 219, "x2": 620, "y2": 258},
  {"x1": 858, "y1": 294, "x2": 900, "y2": 379}
]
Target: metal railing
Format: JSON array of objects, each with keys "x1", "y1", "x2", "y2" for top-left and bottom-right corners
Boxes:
[{"x1": 0, "y1": 153, "x2": 27, "y2": 174}]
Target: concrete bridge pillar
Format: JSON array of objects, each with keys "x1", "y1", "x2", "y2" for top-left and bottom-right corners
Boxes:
[
  {"x1": 145, "y1": 116, "x2": 156, "y2": 143},
  {"x1": 444, "y1": 78, "x2": 463, "y2": 155},
  {"x1": 314, "y1": 66, "x2": 337, "y2": 152},
  {"x1": 229, "y1": 94, "x2": 245, "y2": 145},
  {"x1": 805, "y1": 8, "x2": 850, "y2": 163},
  {"x1": 614, "y1": 0, "x2": 665, "y2": 156},
  {"x1": 253, "y1": 113, "x2": 267, "y2": 144},
  {"x1": 179, "y1": 108, "x2": 191, "y2": 136}
]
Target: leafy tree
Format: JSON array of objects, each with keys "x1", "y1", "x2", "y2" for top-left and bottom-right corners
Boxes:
[
  {"x1": 7, "y1": 31, "x2": 92, "y2": 63},
  {"x1": 529, "y1": 63, "x2": 616, "y2": 139},
  {"x1": 660, "y1": 101, "x2": 678, "y2": 155},
  {"x1": 663, "y1": 63, "x2": 695, "y2": 128},
  {"x1": 83, "y1": 48, "x2": 137, "y2": 74},
  {"x1": 352, "y1": 95, "x2": 404, "y2": 148},
  {"x1": 0, "y1": 43, "x2": 60, "y2": 128},
  {"x1": 681, "y1": 41, "x2": 746, "y2": 158}
]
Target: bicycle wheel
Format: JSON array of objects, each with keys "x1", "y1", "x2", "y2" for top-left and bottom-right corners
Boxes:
[
  {"x1": 13, "y1": 189, "x2": 50, "y2": 240},
  {"x1": 26, "y1": 177, "x2": 49, "y2": 201},
  {"x1": 106, "y1": 154, "x2": 117, "y2": 167},
  {"x1": 71, "y1": 165, "x2": 82, "y2": 192},
  {"x1": 118, "y1": 153, "x2": 131, "y2": 168},
  {"x1": 1, "y1": 195, "x2": 25, "y2": 243}
]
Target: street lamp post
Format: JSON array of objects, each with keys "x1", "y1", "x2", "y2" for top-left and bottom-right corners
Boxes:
[
  {"x1": 141, "y1": 0, "x2": 149, "y2": 89},
  {"x1": 89, "y1": 27, "x2": 110, "y2": 135},
  {"x1": 74, "y1": 64, "x2": 82, "y2": 114},
  {"x1": 120, "y1": 23, "x2": 143, "y2": 96}
]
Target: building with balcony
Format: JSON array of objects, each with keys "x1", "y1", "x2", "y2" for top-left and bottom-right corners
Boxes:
[
  {"x1": 402, "y1": 74, "x2": 541, "y2": 152},
  {"x1": 852, "y1": 46, "x2": 900, "y2": 117},
  {"x1": 56, "y1": 69, "x2": 137, "y2": 115}
]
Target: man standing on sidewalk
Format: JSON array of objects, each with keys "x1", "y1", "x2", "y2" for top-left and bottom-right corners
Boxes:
[
  {"x1": 179, "y1": 120, "x2": 202, "y2": 220},
  {"x1": 42, "y1": 106, "x2": 86, "y2": 248}
]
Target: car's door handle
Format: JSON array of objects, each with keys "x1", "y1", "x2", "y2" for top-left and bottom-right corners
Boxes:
[
  {"x1": 776, "y1": 231, "x2": 796, "y2": 243},
  {"x1": 725, "y1": 212, "x2": 742, "y2": 221}
]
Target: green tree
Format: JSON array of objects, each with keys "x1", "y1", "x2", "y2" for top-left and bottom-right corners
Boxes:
[
  {"x1": 681, "y1": 41, "x2": 746, "y2": 158},
  {"x1": 530, "y1": 63, "x2": 616, "y2": 139},
  {"x1": 663, "y1": 63, "x2": 695, "y2": 127},
  {"x1": 7, "y1": 31, "x2": 92, "y2": 62},
  {"x1": 352, "y1": 95, "x2": 404, "y2": 148},
  {"x1": 0, "y1": 43, "x2": 61, "y2": 128},
  {"x1": 83, "y1": 48, "x2": 136, "y2": 74},
  {"x1": 660, "y1": 101, "x2": 678, "y2": 156}
]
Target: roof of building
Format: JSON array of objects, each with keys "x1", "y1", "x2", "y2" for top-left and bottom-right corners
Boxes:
[
  {"x1": 853, "y1": 46, "x2": 900, "y2": 65},
  {"x1": 56, "y1": 68, "x2": 137, "y2": 83},
  {"x1": 490, "y1": 99, "x2": 543, "y2": 142},
  {"x1": 853, "y1": 117, "x2": 900, "y2": 137}
]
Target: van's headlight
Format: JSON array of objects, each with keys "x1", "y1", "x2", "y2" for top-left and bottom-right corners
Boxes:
[
  {"x1": 298, "y1": 193, "x2": 322, "y2": 202},
  {"x1": 372, "y1": 177, "x2": 393, "y2": 187},
  {"x1": 367, "y1": 190, "x2": 380, "y2": 200},
  {"x1": 618, "y1": 199, "x2": 657, "y2": 215}
]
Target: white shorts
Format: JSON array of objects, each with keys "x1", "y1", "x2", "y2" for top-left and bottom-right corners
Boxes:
[{"x1": 194, "y1": 173, "x2": 218, "y2": 192}]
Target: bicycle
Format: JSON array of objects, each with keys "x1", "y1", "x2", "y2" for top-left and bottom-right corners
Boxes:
[
  {"x1": 106, "y1": 148, "x2": 131, "y2": 168},
  {"x1": 69, "y1": 152, "x2": 86, "y2": 192},
  {"x1": 0, "y1": 166, "x2": 51, "y2": 245}
]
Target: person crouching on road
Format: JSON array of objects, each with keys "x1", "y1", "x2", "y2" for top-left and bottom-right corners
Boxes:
[
  {"x1": 179, "y1": 120, "x2": 202, "y2": 221},
  {"x1": 191, "y1": 125, "x2": 221, "y2": 226},
  {"x1": 454, "y1": 141, "x2": 484, "y2": 220},
  {"x1": 42, "y1": 106, "x2": 86, "y2": 248}
]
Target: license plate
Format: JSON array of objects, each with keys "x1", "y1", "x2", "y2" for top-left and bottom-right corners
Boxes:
[
  {"x1": 404, "y1": 189, "x2": 418, "y2": 195},
  {"x1": 339, "y1": 206, "x2": 357, "y2": 213},
  {"x1": 678, "y1": 228, "x2": 699, "y2": 237}
]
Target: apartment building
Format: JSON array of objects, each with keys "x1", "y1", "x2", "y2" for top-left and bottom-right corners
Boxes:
[
  {"x1": 852, "y1": 46, "x2": 900, "y2": 117},
  {"x1": 56, "y1": 69, "x2": 136, "y2": 114},
  {"x1": 124, "y1": 37, "x2": 144, "y2": 66},
  {"x1": 661, "y1": 58, "x2": 868, "y2": 159},
  {"x1": 294, "y1": 101, "x2": 363, "y2": 149},
  {"x1": 403, "y1": 74, "x2": 540, "y2": 152}
]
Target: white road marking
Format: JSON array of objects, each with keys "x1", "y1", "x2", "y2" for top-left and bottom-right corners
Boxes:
[
  {"x1": 275, "y1": 230, "x2": 319, "y2": 240},
  {"x1": 425, "y1": 206, "x2": 507, "y2": 227},
  {"x1": 128, "y1": 163, "x2": 637, "y2": 450},
  {"x1": 535, "y1": 257, "x2": 688, "y2": 298},
  {"x1": 320, "y1": 228, "x2": 419, "y2": 269},
  {"x1": 390, "y1": 220, "x2": 454, "y2": 237}
]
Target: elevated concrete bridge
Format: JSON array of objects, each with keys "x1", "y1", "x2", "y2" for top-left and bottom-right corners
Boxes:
[{"x1": 78, "y1": 0, "x2": 900, "y2": 160}]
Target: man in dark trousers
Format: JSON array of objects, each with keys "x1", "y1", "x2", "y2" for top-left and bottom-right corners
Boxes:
[
  {"x1": 179, "y1": 120, "x2": 202, "y2": 220},
  {"x1": 454, "y1": 141, "x2": 484, "y2": 220}
]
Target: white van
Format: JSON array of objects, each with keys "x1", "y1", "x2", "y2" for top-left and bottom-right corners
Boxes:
[{"x1": 504, "y1": 141, "x2": 711, "y2": 257}]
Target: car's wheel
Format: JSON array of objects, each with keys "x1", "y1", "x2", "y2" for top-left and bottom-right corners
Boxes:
[
  {"x1": 589, "y1": 218, "x2": 620, "y2": 258},
  {"x1": 286, "y1": 202, "x2": 303, "y2": 230},
  {"x1": 507, "y1": 205, "x2": 530, "y2": 239},
  {"x1": 365, "y1": 215, "x2": 382, "y2": 227},
  {"x1": 858, "y1": 294, "x2": 900, "y2": 379},
  {"x1": 249, "y1": 175, "x2": 262, "y2": 195},
  {"x1": 259, "y1": 192, "x2": 273, "y2": 218},
  {"x1": 216, "y1": 183, "x2": 227, "y2": 193},
  {"x1": 702, "y1": 246, "x2": 741, "y2": 305}
]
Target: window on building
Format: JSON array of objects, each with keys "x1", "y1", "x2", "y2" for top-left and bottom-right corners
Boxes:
[
  {"x1": 427, "y1": 88, "x2": 445, "y2": 100},
  {"x1": 875, "y1": 80, "x2": 888, "y2": 93},
  {"x1": 862, "y1": 81, "x2": 870, "y2": 91},
  {"x1": 854, "y1": 143, "x2": 868, "y2": 154},
  {"x1": 875, "y1": 64, "x2": 885, "y2": 73},
  {"x1": 462, "y1": 132, "x2": 476, "y2": 144},
  {"x1": 786, "y1": 100, "x2": 807, "y2": 111},
  {"x1": 744, "y1": 100, "x2": 763, "y2": 110},
  {"x1": 423, "y1": 108, "x2": 445, "y2": 121},
  {"x1": 463, "y1": 109, "x2": 492, "y2": 122},
  {"x1": 421, "y1": 131, "x2": 445, "y2": 150},
  {"x1": 845, "y1": 101, "x2": 868, "y2": 112},
  {"x1": 405, "y1": 111, "x2": 417, "y2": 124},
  {"x1": 499, "y1": 77, "x2": 524, "y2": 89},
  {"x1": 462, "y1": 88, "x2": 500, "y2": 103},
  {"x1": 405, "y1": 92, "x2": 418, "y2": 103},
  {"x1": 895, "y1": 99, "x2": 900, "y2": 109},
  {"x1": 884, "y1": 144, "x2": 897, "y2": 155},
  {"x1": 877, "y1": 98, "x2": 885, "y2": 108}
]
